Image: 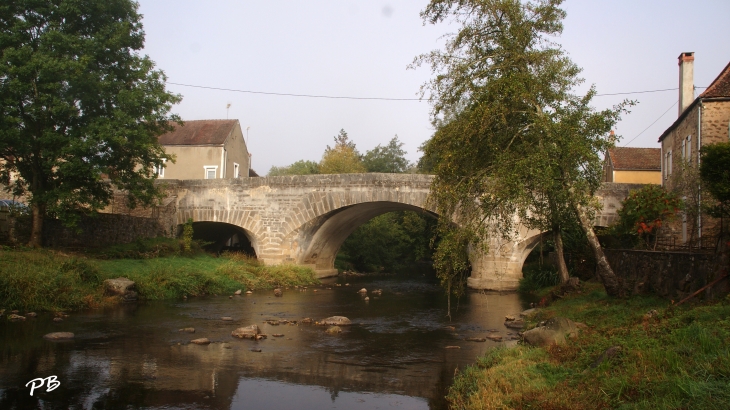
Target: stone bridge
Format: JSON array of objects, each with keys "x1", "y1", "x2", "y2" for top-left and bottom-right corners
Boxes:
[{"x1": 157, "y1": 174, "x2": 640, "y2": 291}]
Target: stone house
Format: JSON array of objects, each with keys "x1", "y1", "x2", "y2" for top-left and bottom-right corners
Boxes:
[
  {"x1": 156, "y1": 119, "x2": 251, "y2": 180},
  {"x1": 603, "y1": 146, "x2": 661, "y2": 184},
  {"x1": 658, "y1": 53, "x2": 730, "y2": 245}
]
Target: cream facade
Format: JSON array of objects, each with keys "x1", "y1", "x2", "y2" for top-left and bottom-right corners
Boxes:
[{"x1": 156, "y1": 120, "x2": 250, "y2": 180}]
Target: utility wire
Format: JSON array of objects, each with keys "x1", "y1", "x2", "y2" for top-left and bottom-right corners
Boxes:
[
  {"x1": 622, "y1": 101, "x2": 677, "y2": 147},
  {"x1": 166, "y1": 81, "x2": 706, "y2": 101},
  {"x1": 166, "y1": 82, "x2": 422, "y2": 101}
]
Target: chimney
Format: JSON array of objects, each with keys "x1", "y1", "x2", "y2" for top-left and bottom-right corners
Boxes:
[{"x1": 678, "y1": 52, "x2": 694, "y2": 116}]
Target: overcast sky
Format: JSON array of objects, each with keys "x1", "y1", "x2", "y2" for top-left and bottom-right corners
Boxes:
[{"x1": 137, "y1": 0, "x2": 730, "y2": 175}]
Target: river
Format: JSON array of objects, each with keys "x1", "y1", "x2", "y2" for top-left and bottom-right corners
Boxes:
[{"x1": 0, "y1": 273, "x2": 529, "y2": 409}]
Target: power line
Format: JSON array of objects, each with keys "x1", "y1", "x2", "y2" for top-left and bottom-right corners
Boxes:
[
  {"x1": 166, "y1": 81, "x2": 708, "y2": 101},
  {"x1": 622, "y1": 101, "x2": 677, "y2": 147},
  {"x1": 166, "y1": 82, "x2": 422, "y2": 101}
]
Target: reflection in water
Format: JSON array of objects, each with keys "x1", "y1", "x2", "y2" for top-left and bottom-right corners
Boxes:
[{"x1": 0, "y1": 275, "x2": 528, "y2": 409}]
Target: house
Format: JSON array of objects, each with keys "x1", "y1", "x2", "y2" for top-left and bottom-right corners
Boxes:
[
  {"x1": 658, "y1": 53, "x2": 730, "y2": 244},
  {"x1": 156, "y1": 119, "x2": 251, "y2": 179},
  {"x1": 603, "y1": 146, "x2": 661, "y2": 184}
]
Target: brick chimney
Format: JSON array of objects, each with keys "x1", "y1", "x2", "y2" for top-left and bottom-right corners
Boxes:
[{"x1": 678, "y1": 52, "x2": 694, "y2": 116}]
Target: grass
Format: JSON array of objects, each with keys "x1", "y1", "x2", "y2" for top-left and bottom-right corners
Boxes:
[
  {"x1": 448, "y1": 282, "x2": 730, "y2": 409},
  {"x1": 0, "y1": 245, "x2": 319, "y2": 312}
]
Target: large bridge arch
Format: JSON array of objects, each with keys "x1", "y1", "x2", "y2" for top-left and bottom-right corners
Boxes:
[{"x1": 287, "y1": 202, "x2": 438, "y2": 276}]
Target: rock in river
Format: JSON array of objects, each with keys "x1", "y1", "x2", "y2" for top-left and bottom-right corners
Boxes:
[
  {"x1": 231, "y1": 325, "x2": 261, "y2": 339},
  {"x1": 8, "y1": 314, "x2": 26, "y2": 321},
  {"x1": 43, "y1": 332, "x2": 74, "y2": 341},
  {"x1": 179, "y1": 327, "x2": 195, "y2": 333},
  {"x1": 325, "y1": 326, "x2": 342, "y2": 335},
  {"x1": 504, "y1": 319, "x2": 525, "y2": 330},
  {"x1": 104, "y1": 277, "x2": 136, "y2": 297},
  {"x1": 320, "y1": 316, "x2": 352, "y2": 326},
  {"x1": 191, "y1": 338, "x2": 211, "y2": 345}
]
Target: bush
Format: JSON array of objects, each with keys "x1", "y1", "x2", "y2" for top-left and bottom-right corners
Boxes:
[{"x1": 519, "y1": 263, "x2": 560, "y2": 293}]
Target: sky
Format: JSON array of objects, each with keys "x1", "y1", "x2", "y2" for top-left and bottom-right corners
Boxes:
[{"x1": 137, "y1": 0, "x2": 730, "y2": 175}]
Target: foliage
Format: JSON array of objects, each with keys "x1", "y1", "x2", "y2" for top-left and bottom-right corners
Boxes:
[
  {"x1": 519, "y1": 263, "x2": 560, "y2": 292},
  {"x1": 268, "y1": 160, "x2": 320, "y2": 176},
  {"x1": 0, "y1": 248, "x2": 318, "y2": 312},
  {"x1": 362, "y1": 136, "x2": 411, "y2": 173},
  {"x1": 337, "y1": 211, "x2": 437, "y2": 273},
  {"x1": 700, "y1": 141, "x2": 730, "y2": 219},
  {"x1": 613, "y1": 185, "x2": 680, "y2": 249},
  {"x1": 447, "y1": 282, "x2": 730, "y2": 409},
  {"x1": 182, "y1": 218, "x2": 194, "y2": 253},
  {"x1": 93, "y1": 236, "x2": 203, "y2": 259},
  {"x1": 413, "y1": 0, "x2": 629, "y2": 295},
  {"x1": 432, "y1": 226, "x2": 471, "y2": 318},
  {"x1": 0, "y1": 0, "x2": 181, "y2": 247},
  {"x1": 319, "y1": 129, "x2": 365, "y2": 174}
]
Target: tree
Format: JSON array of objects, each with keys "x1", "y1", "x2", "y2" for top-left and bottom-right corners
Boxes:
[
  {"x1": 413, "y1": 0, "x2": 630, "y2": 295},
  {"x1": 613, "y1": 185, "x2": 681, "y2": 249},
  {"x1": 700, "y1": 142, "x2": 730, "y2": 219},
  {"x1": 319, "y1": 129, "x2": 365, "y2": 174},
  {"x1": 268, "y1": 160, "x2": 320, "y2": 176},
  {"x1": 0, "y1": 0, "x2": 180, "y2": 247},
  {"x1": 362, "y1": 136, "x2": 411, "y2": 173}
]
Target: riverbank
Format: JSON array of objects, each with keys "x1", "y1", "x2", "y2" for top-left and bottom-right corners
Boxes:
[
  {"x1": 0, "y1": 245, "x2": 319, "y2": 313},
  {"x1": 448, "y1": 282, "x2": 730, "y2": 409}
]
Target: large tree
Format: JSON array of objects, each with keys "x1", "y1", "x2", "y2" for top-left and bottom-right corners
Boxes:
[
  {"x1": 0, "y1": 0, "x2": 180, "y2": 247},
  {"x1": 414, "y1": 0, "x2": 629, "y2": 295}
]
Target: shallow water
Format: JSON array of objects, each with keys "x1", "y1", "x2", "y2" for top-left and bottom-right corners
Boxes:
[{"x1": 0, "y1": 274, "x2": 529, "y2": 409}]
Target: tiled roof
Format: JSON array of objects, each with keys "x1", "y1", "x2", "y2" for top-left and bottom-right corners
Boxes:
[
  {"x1": 607, "y1": 147, "x2": 661, "y2": 171},
  {"x1": 158, "y1": 120, "x2": 238, "y2": 146},
  {"x1": 699, "y1": 61, "x2": 730, "y2": 98}
]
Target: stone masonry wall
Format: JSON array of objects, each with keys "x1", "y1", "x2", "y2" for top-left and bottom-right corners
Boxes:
[
  {"x1": 6, "y1": 213, "x2": 164, "y2": 249},
  {"x1": 605, "y1": 249, "x2": 727, "y2": 301}
]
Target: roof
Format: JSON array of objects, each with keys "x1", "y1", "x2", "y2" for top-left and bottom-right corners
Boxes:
[
  {"x1": 699, "y1": 61, "x2": 730, "y2": 98},
  {"x1": 607, "y1": 147, "x2": 661, "y2": 171},
  {"x1": 158, "y1": 120, "x2": 238, "y2": 146}
]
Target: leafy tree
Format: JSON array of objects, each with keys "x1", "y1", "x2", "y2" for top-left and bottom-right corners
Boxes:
[
  {"x1": 319, "y1": 129, "x2": 365, "y2": 174},
  {"x1": 413, "y1": 0, "x2": 629, "y2": 295},
  {"x1": 613, "y1": 185, "x2": 680, "y2": 249},
  {"x1": 362, "y1": 136, "x2": 411, "y2": 173},
  {"x1": 700, "y1": 142, "x2": 730, "y2": 219},
  {"x1": 268, "y1": 160, "x2": 320, "y2": 176},
  {"x1": 0, "y1": 0, "x2": 180, "y2": 247}
]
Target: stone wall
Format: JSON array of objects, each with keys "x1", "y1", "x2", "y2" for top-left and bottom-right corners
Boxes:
[
  {"x1": 6, "y1": 213, "x2": 165, "y2": 249},
  {"x1": 605, "y1": 249, "x2": 727, "y2": 301}
]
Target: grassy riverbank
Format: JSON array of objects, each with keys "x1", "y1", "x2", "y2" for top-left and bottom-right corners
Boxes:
[
  {"x1": 448, "y1": 282, "x2": 730, "y2": 409},
  {"x1": 0, "y1": 244, "x2": 319, "y2": 312}
]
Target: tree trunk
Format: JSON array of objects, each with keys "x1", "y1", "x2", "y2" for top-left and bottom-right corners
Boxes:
[
  {"x1": 553, "y1": 229, "x2": 569, "y2": 283},
  {"x1": 28, "y1": 202, "x2": 45, "y2": 248},
  {"x1": 574, "y1": 202, "x2": 621, "y2": 297}
]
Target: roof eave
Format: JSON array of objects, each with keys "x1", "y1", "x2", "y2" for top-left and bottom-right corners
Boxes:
[{"x1": 658, "y1": 96, "x2": 730, "y2": 143}]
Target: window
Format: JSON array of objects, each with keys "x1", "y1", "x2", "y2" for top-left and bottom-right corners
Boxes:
[
  {"x1": 204, "y1": 166, "x2": 218, "y2": 179},
  {"x1": 664, "y1": 150, "x2": 672, "y2": 179},
  {"x1": 682, "y1": 135, "x2": 691, "y2": 161},
  {"x1": 154, "y1": 158, "x2": 166, "y2": 178},
  {"x1": 234, "y1": 162, "x2": 240, "y2": 178}
]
